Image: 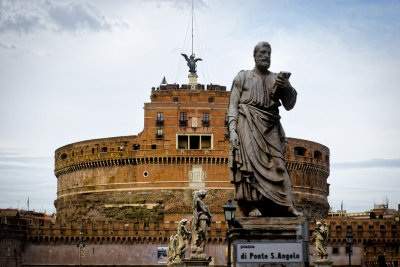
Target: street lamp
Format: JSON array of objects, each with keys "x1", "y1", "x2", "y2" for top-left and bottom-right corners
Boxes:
[
  {"x1": 223, "y1": 199, "x2": 237, "y2": 267},
  {"x1": 346, "y1": 231, "x2": 353, "y2": 267},
  {"x1": 77, "y1": 231, "x2": 86, "y2": 266}
]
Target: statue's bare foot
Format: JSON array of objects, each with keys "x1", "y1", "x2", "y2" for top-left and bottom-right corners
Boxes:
[
  {"x1": 249, "y1": 208, "x2": 262, "y2": 217},
  {"x1": 288, "y1": 206, "x2": 303, "y2": 217}
]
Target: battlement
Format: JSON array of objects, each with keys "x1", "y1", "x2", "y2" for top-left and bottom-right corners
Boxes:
[
  {"x1": 25, "y1": 218, "x2": 228, "y2": 244},
  {"x1": 152, "y1": 83, "x2": 226, "y2": 92}
]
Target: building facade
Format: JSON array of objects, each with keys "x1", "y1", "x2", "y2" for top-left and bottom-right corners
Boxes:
[
  {"x1": 1, "y1": 82, "x2": 334, "y2": 266},
  {"x1": 310, "y1": 206, "x2": 400, "y2": 267},
  {"x1": 54, "y1": 83, "x2": 330, "y2": 224}
]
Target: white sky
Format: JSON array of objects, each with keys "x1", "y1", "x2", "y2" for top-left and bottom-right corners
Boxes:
[{"x1": 0, "y1": 0, "x2": 399, "y2": 214}]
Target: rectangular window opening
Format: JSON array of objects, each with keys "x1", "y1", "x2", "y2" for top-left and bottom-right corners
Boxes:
[
  {"x1": 156, "y1": 112, "x2": 164, "y2": 126},
  {"x1": 178, "y1": 136, "x2": 188, "y2": 149},
  {"x1": 201, "y1": 136, "x2": 211, "y2": 149},
  {"x1": 189, "y1": 136, "x2": 200, "y2": 149},
  {"x1": 156, "y1": 129, "x2": 164, "y2": 139}
]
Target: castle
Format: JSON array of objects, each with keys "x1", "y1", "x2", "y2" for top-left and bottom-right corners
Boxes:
[
  {"x1": 53, "y1": 81, "x2": 330, "y2": 225},
  {"x1": 2, "y1": 75, "x2": 399, "y2": 267}
]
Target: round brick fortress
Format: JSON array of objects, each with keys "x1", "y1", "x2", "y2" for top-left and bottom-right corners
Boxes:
[{"x1": 54, "y1": 83, "x2": 330, "y2": 222}]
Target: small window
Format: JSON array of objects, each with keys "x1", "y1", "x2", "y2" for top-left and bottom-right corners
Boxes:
[
  {"x1": 179, "y1": 112, "x2": 187, "y2": 126},
  {"x1": 314, "y1": 150, "x2": 323, "y2": 160},
  {"x1": 173, "y1": 97, "x2": 178, "y2": 102},
  {"x1": 336, "y1": 226, "x2": 342, "y2": 231},
  {"x1": 180, "y1": 112, "x2": 187, "y2": 121},
  {"x1": 133, "y1": 144, "x2": 140, "y2": 150},
  {"x1": 294, "y1": 147, "x2": 307, "y2": 156},
  {"x1": 143, "y1": 171, "x2": 149, "y2": 177},
  {"x1": 151, "y1": 144, "x2": 157, "y2": 150},
  {"x1": 156, "y1": 112, "x2": 164, "y2": 126},
  {"x1": 369, "y1": 225, "x2": 374, "y2": 230},
  {"x1": 61, "y1": 153, "x2": 67, "y2": 160},
  {"x1": 92, "y1": 148, "x2": 95, "y2": 154},
  {"x1": 208, "y1": 97, "x2": 214, "y2": 103},
  {"x1": 225, "y1": 113, "x2": 228, "y2": 126},
  {"x1": 202, "y1": 113, "x2": 210, "y2": 126},
  {"x1": 72, "y1": 151, "x2": 74, "y2": 157},
  {"x1": 101, "y1": 147, "x2": 107, "y2": 153},
  {"x1": 156, "y1": 129, "x2": 164, "y2": 139},
  {"x1": 81, "y1": 150, "x2": 83, "y2": 155},
  {"x1": 380, "y1": 225, "x2": 385, "y2": 230},
  {"x1": 225, "y1": 129, "x2": 229, "y2": 139},
  {"x1": 357, "y1": 225, "x2": 362, "y2": 231},
  {"x1": 332, "y1": 247, "x2": 339, "y2": 255}
]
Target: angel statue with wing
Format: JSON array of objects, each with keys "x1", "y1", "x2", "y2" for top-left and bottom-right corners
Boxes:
[{"x1": 181, "y1": 53, "x2": 202, "y2": 75}]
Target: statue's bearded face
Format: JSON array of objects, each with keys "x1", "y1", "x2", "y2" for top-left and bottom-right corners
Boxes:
[{"x1": 254, "y1": 46, "x2": 271, "y2": 71}]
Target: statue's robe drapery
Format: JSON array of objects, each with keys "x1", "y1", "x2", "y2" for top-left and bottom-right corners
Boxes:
[{"x1": 228, "y1": 68, "x2": 297, "y2": 209}]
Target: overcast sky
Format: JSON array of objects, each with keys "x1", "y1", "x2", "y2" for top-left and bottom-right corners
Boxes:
[{"x1": 0, "y1": 0, "x2": 399, "y2": 215}]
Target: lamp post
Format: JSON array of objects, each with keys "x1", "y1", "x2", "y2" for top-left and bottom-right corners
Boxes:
[
  {"x1": 223, "y1": 199, "x2": 237, "y2": 267},
  {"x1": 77, "y1": 231, "x2": 86, "y2": 266},
  {"x1": 346, "y1": 231, "x2": 353, "y2": 267}
]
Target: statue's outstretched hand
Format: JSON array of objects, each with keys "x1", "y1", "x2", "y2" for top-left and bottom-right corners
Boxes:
[{"x1": 230, "y1": 131, "x2": 240, "y2": 149}]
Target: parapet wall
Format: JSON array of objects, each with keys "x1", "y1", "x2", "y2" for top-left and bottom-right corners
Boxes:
[{"x1": 26, "y1": 218, "x2": 228, "y2": 244}]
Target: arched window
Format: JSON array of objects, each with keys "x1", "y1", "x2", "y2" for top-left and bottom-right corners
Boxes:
[
  {"x1": 61, "y1": 153, "x2": 67, "y2": 160},
  {"x1": 294, "y1": 147, "x2": 307, "y2": 156},
  {"x1": 133, "y1": 144, "x2": 140, "y2": 150},
  {"x1": 314, "y1": 150, "x2": 323, "y2": 160}
]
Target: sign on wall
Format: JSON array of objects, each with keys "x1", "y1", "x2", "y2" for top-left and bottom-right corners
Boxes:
[
  {"x1": 158, "y1": 247, "x2": 168, "y2": 264},
  {"x1": 236, "y1": 242, "x2": 303, "y2": 263}
]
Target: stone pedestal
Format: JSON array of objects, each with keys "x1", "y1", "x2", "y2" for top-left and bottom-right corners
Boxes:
[
  {"x1": 188, "y1": 73, "x2": 198, "y2": 86},
  {"x1": 229, "y1": 217, "x2": 308, "y2": 267},
  {"x1": 314, "y1": 259, "x2": 332, "y2": 267}
]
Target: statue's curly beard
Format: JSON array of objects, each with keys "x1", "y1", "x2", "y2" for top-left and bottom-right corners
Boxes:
[{"x1": 255, "y1": 58, "x2": 270, "y2": 72}]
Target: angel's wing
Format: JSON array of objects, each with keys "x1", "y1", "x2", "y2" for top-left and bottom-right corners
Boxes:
[{"x1": 181, "y1": 53, "x2": 189, "y2": 61}]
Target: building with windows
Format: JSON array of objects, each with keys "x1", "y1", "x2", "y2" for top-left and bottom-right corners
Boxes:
[
  {"x1": 310, "y1": 204, "x2": 400, "y2": 267},
  {"x1": 53, "y1": 82, "x2": 330, "y2": 224},
  {"x1": 6, "y1": 80, "x2": 333, "y2": 266}
]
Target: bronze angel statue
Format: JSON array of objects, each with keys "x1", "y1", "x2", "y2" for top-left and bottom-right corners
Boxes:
[{"x1": 181, "y1": 53, "x2": 202, "y2": 75}]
